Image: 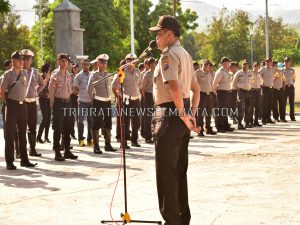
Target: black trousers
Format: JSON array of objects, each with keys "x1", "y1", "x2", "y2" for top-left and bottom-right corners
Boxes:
[
  {"x1": 124, "y1": 99, "x2": 140, "y2": 143},
  {"x1": 262, "y1": 86, "x2": 273, "y2": 122},
  {"x1": 152, "y1": 101, "x2": 191, "y2": 225},
  {"x1": 284, "y1": 85, "x2": 295, "y2": 120},
  {"x1": 143, "y1": 92, "x2": 154, "y2": 139},
  {"x1": 230, "y1": 90, "x2": 238, "y2": 119},
  {"x1": 197, "y1": 92, "x2": 213, "y2": 129},
  {"x1": 52, "y1": 98, "x2": 72, "y2": 150},
  {"x1": 216, "y1": 90, "x2": 230, "y2": 130},
  {"x1": 249, "y1": 88, "x2": 261, "y2": 124},
  {"x1": 26, "y1": 101, "x2": 37, "y2": 137},
  {"x1": 4, "y1": 99, "x2": 29, "y2": 165},
  {"x1": 272, "y1": 88, "x2": 285, "y2": 120},
  {"x1": 237, "y1": 89, "x2": 251, "y2": 124},
  {"x1": 70, "y1": 94, "x2": 78, "y2": 137},
  {"x1": 38, "y1": 98, "x2": 51, "y2": 139},
  {"x1": 92, "y1": 99, "x2": 112, "y2": 130},
  {"x1": 140, "y1": 95, "x2": 145, "y2": 138}
]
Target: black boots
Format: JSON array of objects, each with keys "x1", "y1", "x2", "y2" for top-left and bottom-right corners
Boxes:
[
  {"x1": 28, "y1": 132, "x2": 42, "y2": 157},
  {"x1": 104, "y1": 128, "x2": 117, "y2": 152},
  {"x1": 92, "y1": 129, "x2": 103, "y2": 154},
  {"x1": 64, "y1": 147, "x2": 78, "y2": 160}
]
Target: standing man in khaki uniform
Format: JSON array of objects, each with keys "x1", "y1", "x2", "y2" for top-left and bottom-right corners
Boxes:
[
  {"x1": 259, "y1": 57, "x2": 275, "y2": 125},
  {"x1": 272, "y1": 61, "x2": 285, "y2": 122},
  {"x1": 149, "y1": 15, "x2": 200, "y2": 225},
  {"x1": 49, "y1": 53, "x2": 78, "y2": 161},
  {"x1": 87, "y1": 54, "x2": 117, "y2": 153},
  {"x1": 21, "y1": 49, "x2": 48, "y2": 157},
  {"x1": 249, "y1": 62, "x2": 262, "y2": 127},
  {"x1": 112, "y1": 53, "x2": 141, "y2": 148},
  {"x1": 194, "y1": 60, "x2": 217, "y2": 136},
  {"x1": 0, "y1": 51, "x2": 37, "y2": 169},
  {"x1": 141, "y1": 57, "x2": 156, "y2": 143},
  {"x1": 213, "y1": 57, "x2": 235, "y2": 133},
  {"x1": 283, "y1": 57, "x2": 296, "y2": 121},
  {"x1": 232, "y1": 60, "x2": 252, "y2": 129}
]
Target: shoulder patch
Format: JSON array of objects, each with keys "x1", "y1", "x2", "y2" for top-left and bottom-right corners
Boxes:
[{"x1": 162, "y1": 56, "x2": 169, "y2": 71}]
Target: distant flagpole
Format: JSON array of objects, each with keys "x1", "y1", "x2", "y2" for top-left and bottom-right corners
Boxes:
[
  {"x1": 265, "y1": 0, "x2": 270, "y2": 58},
  {"x1": 39, "y1": 0, "x2": 43, "y2": 62},
  {"x1": 130, "y1": 0, "x2": 135, "y2": 54},
  {"x1": 173, "y1": 0, "x2": 176, "y2": 17}
]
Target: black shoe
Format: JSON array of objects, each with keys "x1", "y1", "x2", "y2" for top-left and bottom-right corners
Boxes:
[
  {"x1": 131, "y1": 142, "x2": 141, "y2": 147},
  {"x1": 254, "y1": 122, "x2": 262, "y2": 127},
  {"x1": 238, "y1": 124, "x2": 246, "y2": 130},
  {"x1": 94, "y1": 146, "x2": 103, "y2": 154},
  {"x1": 267, "y1": 119, "x2": 275, "y2": 124},
  {"x1": 226, "y1": 127, "x2": 235, "y2": 132},
  {"x1": 280, "y1": 119, "x2": 287, "y2": 123},
  {"x1": 6, "y1": 164, "x2": 17, "y2": 170},
  {"x1": 206, "y1": 129, "x2": 217, "y2": 135},
  {"x1": 55, "y1": 154, "x2": 65, "y2": 161},
  {"x1": 124, "y1": 143, "x2": 131, "y2": 149},
  {"x1": 198, "y1": 130, "x2": 205, "y2": 137},
  {"x1": 70, "y1": 135, "x2": 77, "y2": 140},
  {"x1": 29, "y1": 149, "x2": 42, "y2": 157},
  {"x1": 274, "y1": 118, "x2": 280, "y2": 122},
  {"x1": 189, "y1": 135, "x2": 194, "y2": 139},
  {"x1": 64, "y1": 151, "x2": 78, "y2": 160},
  {"x1": 217, "y1": 129, "x2": 227, "y2": 133},
  {"x1": 20, "y1": 161, "x2": 37, "y2": 167},
  {"x1": 105, "y1": 144, "x2": 117, "y2": 152},
  {"x1": 145, "y1": 139, "x2": 154, "y2": 144},
  {"x1": 246, "y1": 124, "x2": 253, "y2": 128},
  {"x1": 36, "y1": 137, "x2": 45, "y2": 143},
  {"x1": 16, "y1": 153, "x2": 20, "y2": 159},
  {"x1": 44, "y1": 138, "x2": 51, "y2": 143},
  {"x1": 291, "y1": 118, "x2": 296, "y2": 121}
]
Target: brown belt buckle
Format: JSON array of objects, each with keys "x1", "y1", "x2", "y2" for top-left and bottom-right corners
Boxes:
[{"x1": 20, "y1": 101, "x2": 23, "y2": 104}]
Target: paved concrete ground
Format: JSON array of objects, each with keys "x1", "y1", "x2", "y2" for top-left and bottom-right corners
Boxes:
[{"x1": 0, "y1": 117, "x2": 300, "y2": 225}]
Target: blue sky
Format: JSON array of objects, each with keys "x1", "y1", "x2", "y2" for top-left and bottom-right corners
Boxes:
[{"x1": 9, "y1": 0, "x2": 300, "y2": 28}]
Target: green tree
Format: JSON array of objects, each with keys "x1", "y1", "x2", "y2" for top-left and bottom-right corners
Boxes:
[
  {"x1": 0, "y1": 0, "x2": 11, "y2": 14},
  {"x1": 0, "y1": 12, "x2": 35, "y2": 70}
]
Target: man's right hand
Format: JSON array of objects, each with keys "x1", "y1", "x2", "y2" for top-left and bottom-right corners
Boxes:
[{"x1": 180, "y1": 115, "x2": 200, "y2": 133}]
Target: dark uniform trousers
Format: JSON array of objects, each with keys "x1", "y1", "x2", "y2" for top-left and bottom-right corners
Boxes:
[
  {"x1": 52, "y1": 98, "x2": 72, "y2": 150},
  {"x1": 143, "y1": 92, "x2": 154, "y2": 140},
  {"x1": 237, "y1": 89, "x2": 251, "y2": 124},
  {"x1": 93, "y1": 99, "x2": 112, "y2": 130},
  {"x1": 249, "y1": 88, "x2": 261, "y2": 124},
  {"x1": 124, "y1": 99, "x2": 140, "y2": 143},
  {"x1": 197, "y1": 92, "x2": 213, "y2": 130},
  {"x1": 230, "y1": 90, "x2": 238, "y2": 120},
  {"x1": 140, "y1": 95, "x2": 145, "y2": 138},
  {"x1": 5, "y1": 99, "x2": 29, "y2": 165},
  {"x1": 284, "y1": 85, "x2": 295, "y2": 120},
  {"x1": 70, "y1": 93, "x2": 78, "y2": 137},
  {"x1": 216, "y1": 90, "x2": 230, "y2": 130},
  {"x1": 152, "y1": 100, "x2": 191, "y2": 225},
  {"x1": 38, "y1": 98, "x2": 51, "y2": 139},
  {"x1": 272, "y1": 88, "x2": 285, "y2": 120},
  {"x1": 262, "y1": 86, "x2": 273, "y2": 122},
  {"x1": 26, "y1": 101, "x2": 37, "y2": 148}
]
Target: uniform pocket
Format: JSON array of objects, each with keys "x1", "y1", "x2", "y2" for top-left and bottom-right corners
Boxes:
[{"x1": 151, "y1": 108, "x2": 169, "y2": 139}]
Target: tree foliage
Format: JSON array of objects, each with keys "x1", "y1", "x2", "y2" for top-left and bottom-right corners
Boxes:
[{"x1": 0, "y1": 0, "x2": 11, "y2": 14}]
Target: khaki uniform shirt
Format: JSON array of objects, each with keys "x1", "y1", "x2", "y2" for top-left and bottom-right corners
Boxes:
[
  {"x1": 232, "y1": 69, "x2": 252, "y2": 91},
  {"x1": 251, "y1": 70, "x2": 262, "y2": 89},
  {"x1": 273, "y1": 69, "x2": 284, "y2": 90},
  {"x1": 142, "y1": 70, "x2": 153, "y2": 93},
  {"x1": 73, "y1": 71, "x2": 91, "y2": 103},
  {"x1": 112, "y1": 68, "x2": 140, "y2": 97},
  {"x1": 194, "y1": 69, "x2": 213, "y2": 93},
  {"x1": 153, "y1": 40, "x2": 195, "y2": 106},
  {"x1": 87, "y1": 70, "x2": 111, "y2": 99},
  {"x1": 0, "y1": 69, "x2": 28, "y2": 102},
  {"x1": 49, "y1": 70, "x2": 73, "y2": 107},
  {"x1": 283, "y1": 67, "x2": 295, "y2": 86},
  {"x1": 25, "y1": 68, "x2": 46, "y2": 98},
  {"x1": 259, "y1": 66, "x2": 275, "y2": 87},
  {"x1": 212, "y1": 67, "x2": 231, "y2": 91}
]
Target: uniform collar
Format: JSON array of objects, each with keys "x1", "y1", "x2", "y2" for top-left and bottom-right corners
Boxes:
[{"x1": 162, "y1": 39, "x2": 180, "y2": 53}]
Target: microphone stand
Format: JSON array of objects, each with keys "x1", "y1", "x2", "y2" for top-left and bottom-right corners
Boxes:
[{"x1": 100, "y1": 50, "x2": 161, "y2": 225}]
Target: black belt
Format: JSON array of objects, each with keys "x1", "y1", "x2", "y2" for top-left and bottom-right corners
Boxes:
[
  {"x1": 7, "y1": 98, "x2": 25, "y2": 105},
  {"x1": 200, "y1": 91, "x2": 210, "y2": 95},
  {"x1": 55, "y1": 97, "x2": 70, "y2": 103}
]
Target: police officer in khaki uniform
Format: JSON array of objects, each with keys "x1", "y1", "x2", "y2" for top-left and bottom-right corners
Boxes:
[
  {"x1": 141, "y1": 57, "x2": 156, "y2": 143},
  {"x1": 87, "y1": 54, "x2": 117, "y2": 153},
  {"x1": 259, "y1": 57, "x2": 275, "y2": 125},
  {"x1": 194, "y1": 60, "x2": 217, "y2": 136},
  {"x1": 112, "y1": 53, "x2": 142, "y2": 148},
  {"x1": 232, "y1": 60, "x2": 252, "y2": 129},
  {"x1": 49, "y1": 53, "x2": 78, "y2": 161},
  {"x1": 21, "y1": 49, "x2": 48, "y2": 157},
  {"x1": 249, "y1": 62, "x2": 262, "y2": 126},
  {"x1": 283, "y1": 57, "x2": 296, "y2": 121},
  {"x1": 213, "y1": 57, "x2": 235, "y2": 133},
  {"x1": 272, "y1": 61, "x2": 285, "y2": 122},
  {"x1": 149, "y1": 15, "x2": 200, "y2": 225},
  {"x1": 0, "y1": 51, "x2": 37, "y2": 169}
]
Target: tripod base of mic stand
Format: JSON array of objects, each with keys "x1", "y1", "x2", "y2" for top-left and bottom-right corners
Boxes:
[{"x1": 101, "y1": 212, "x2": 162, "y2": 224}]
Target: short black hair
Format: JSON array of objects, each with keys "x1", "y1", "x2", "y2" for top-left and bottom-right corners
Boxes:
[{"x1": 41, "y1": 62, "x2": 51, "y2": 74}]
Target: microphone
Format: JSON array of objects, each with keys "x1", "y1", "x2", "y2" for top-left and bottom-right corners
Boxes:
[{"x1": 139, "y1": 40, "x2": 157, "y2": 59}]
